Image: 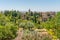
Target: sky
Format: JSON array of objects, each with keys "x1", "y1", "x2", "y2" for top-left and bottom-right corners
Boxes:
[{"x1": 0, "y1": 0, "x2": 60, "y2": 12}]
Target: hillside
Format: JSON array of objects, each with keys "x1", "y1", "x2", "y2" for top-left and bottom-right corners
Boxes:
[{"x1": 0, "y1": 10, "x2": 60, "y2": 40}]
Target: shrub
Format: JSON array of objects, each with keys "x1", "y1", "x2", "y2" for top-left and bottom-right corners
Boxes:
[{"x1": 0, "y1": 22, "x2": 18, "y2": 40}]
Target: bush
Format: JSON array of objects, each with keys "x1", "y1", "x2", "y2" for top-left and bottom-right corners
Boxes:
[
  {"x1": 19, "y1": 21, "x2": 34, "y2": 30},
  {"x1": 0, "y1": 22, "x2": 18, "y2": 40},
  {"x1": 37, "y1": 25, "x2": 44, "y2": 29},
  {"x1": 19, "y1": 22, "x2": 26, "y2": 29},
  {"x1": 26, "y1": 21, "x2": 34, "y2": 30}
]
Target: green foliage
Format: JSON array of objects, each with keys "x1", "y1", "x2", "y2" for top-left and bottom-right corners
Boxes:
[
  {"x1": 0, "y1": 22, "x2": 18, "y2": 40},
  {"x1": 19, "y1": 22, "x2": 26, "y2": 29},
  {"x1": 4, "y1": 10, "x2": 10, "y2": 16},
  {"x1": 26, "y1": 21, "x2": 34, "y2": 30},
  {"x1": 0, "y1": 10, "x2": 60, "y2": 39},
  {"x1": 0, "y1": 13, "x2": 18, "y2": 40},
  {"x1": 55, "y1": 12, "x2": 60, "y2": 38},
  {"x1": 19, "y1": 21, "x2": 34, "y2": 30}
]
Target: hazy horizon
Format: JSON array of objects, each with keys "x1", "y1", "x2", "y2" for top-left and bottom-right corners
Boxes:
[{"x1": 0, "y1": 0, "x2": 60, "y2": 12}]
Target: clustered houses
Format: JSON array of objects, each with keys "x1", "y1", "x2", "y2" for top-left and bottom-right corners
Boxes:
[
  {"x1": 40, "y1": 12, "x2": 55, "y2": 22},
  {"x1": 21, "y1": 10, "x2": 56, "y2": 23}
]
